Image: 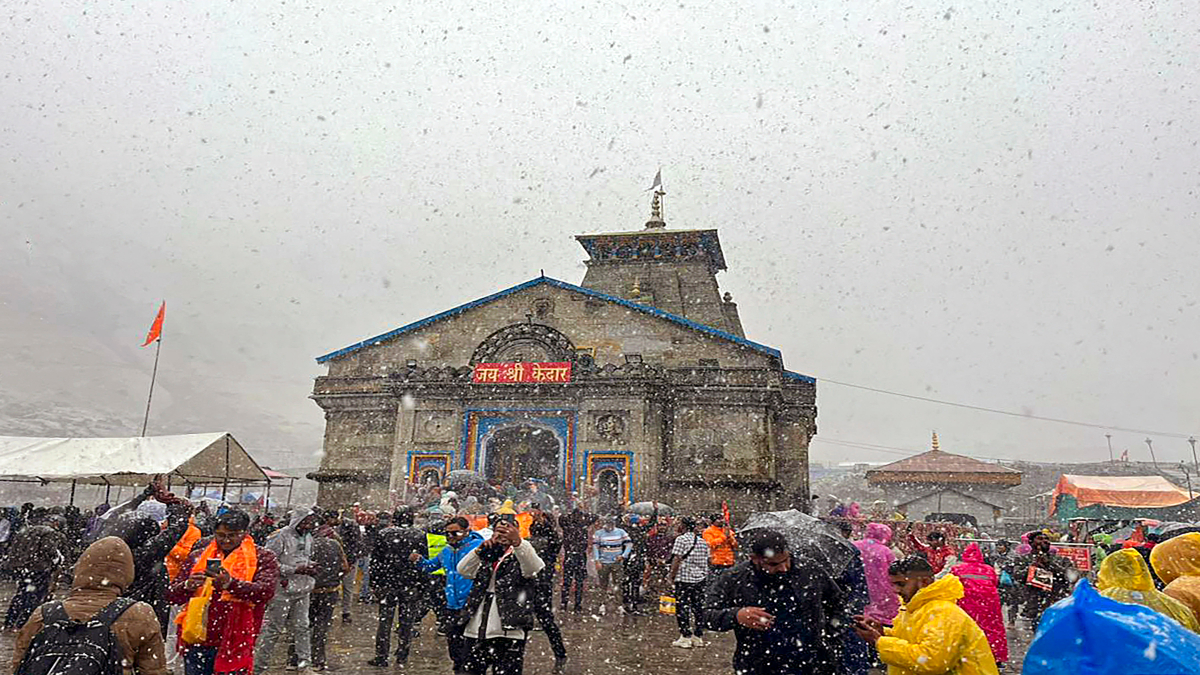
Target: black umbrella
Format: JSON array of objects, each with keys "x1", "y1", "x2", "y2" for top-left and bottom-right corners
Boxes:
[
  {"x1": 738, "y1": 509, "x2": 858, "y2": 574},
  {"x1": 628, "y1": 501, "x2": 676, "y2": 516}
]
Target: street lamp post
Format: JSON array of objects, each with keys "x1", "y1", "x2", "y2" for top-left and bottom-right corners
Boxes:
[
  {"x1": 1182, "y1": 462, "x2": 1195, "y2": 499},
  {"x1": 1145, "y1": 438, "x2": 1159, "y2": 470},
  {"x1": 1190, "y1": 436, "x2": 1198, "y2": 474},
  {"x1": 1105, "y1": 433, "x2": 1114, "y2": 462}
]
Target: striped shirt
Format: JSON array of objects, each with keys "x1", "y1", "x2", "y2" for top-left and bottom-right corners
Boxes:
[{"x1": 671, "y1": 533, "x2": 710, "y2": 583}]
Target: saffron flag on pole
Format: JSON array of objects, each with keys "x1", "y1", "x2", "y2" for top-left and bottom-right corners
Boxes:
[{"x1": 142, "y1": 301, "x2": 165, "y2": 346}]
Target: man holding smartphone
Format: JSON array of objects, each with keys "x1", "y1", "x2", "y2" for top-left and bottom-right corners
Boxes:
[{"x1": 454, "y1": 505, "x2": 545, "y2": 675}]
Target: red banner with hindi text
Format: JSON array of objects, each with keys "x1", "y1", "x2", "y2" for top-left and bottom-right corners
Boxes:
[{"x1": 472, "y1": 362, "x2": 572, "y2": 384}]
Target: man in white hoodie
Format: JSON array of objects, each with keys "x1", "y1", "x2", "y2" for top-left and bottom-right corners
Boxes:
[
  {"x1": 456, "y1": 509, "x2": 544, "y2": 675},
  {"x1": 255, "y1": 507, "x2": 319, "y2": 674}
]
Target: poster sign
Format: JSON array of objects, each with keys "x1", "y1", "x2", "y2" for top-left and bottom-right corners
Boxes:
[
  {"x1": 1055, "y1": 545, "x2": 1093, "y2": 572},
  {"x1": 472, "y1": 362, "x2": 572, "y2": 384}
]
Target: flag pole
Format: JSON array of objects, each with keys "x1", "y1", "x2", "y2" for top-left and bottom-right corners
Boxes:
[{"x1": 141, "y1": 335, "x2": 162, "y2": 437}]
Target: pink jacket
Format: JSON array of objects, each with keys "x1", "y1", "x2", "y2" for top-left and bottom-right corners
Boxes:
[
  {"x1": 853, "y1": 522, "x2": 899, "y2": 622},
  {"x1": 950, "y1": 543, "x2": 1008, "y2": 663}
]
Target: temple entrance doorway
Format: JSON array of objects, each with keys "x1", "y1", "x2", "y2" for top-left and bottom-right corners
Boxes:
[{"x1": 483, "y1": 424, "x2": 562, "y2": 488}]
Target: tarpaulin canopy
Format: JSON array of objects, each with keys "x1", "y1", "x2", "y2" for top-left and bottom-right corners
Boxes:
[
  {"x1": 1050, "y1": 474, "x2": 1196, "y2": 517},
  {"x1": 0, "y1": 432, "x2": 268, "y2": 486}
]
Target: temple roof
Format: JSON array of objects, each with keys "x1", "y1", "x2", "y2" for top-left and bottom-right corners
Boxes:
[
  {"x1": 314, "y1": 276, "x2": 814, "y2": 383},
  {"x1": 866, "y1": 436, "x2": 1022, "y2": 487},
  {"x1": 575, "y1": 228, "x2": 727, "y2": 271}
]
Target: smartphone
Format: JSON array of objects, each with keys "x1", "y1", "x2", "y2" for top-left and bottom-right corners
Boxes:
[{"x1": 205, "y1": 559, "x2": 223, "y2": 576}]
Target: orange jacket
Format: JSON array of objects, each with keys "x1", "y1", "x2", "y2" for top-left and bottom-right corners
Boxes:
[{"x1": 703, "y1": 524, "x2": 737, "y2": 566}]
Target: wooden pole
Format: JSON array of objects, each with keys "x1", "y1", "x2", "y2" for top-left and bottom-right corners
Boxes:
[
  {"x1": 69, "y1": 480, "x2": 77, "y2": 506},
  {"x1": 221, "y1": 435, "x2": 230, "y2": 501}
]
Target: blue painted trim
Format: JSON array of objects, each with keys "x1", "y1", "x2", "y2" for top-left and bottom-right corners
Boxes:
[
  {"x1": 579, "y1": 450, "x2": 636, "y2": 504},
  {"x1": 315, "y1": 276, "x2": 787, "y2": 363},
  {"x1": 783, "y1": 370, "x2": 817, "y2": 384}
]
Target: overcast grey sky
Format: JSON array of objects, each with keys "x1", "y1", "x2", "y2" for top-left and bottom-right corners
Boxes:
[{"x1": 2, "y1": 2, "x2": 1198, "y2": 470}]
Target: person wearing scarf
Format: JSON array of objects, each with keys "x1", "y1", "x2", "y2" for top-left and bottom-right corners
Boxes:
[{"x1": 167, "y1": 508, "x2": 279, "y2": 675}]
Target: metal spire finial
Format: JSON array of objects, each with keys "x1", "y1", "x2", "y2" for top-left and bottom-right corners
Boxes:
[
  {"x1": 645, "y1": 170, "x2": 666, "y2": 229},
  {"x1": 931, "y1": 431, "x2": 940, "y2": 452}
]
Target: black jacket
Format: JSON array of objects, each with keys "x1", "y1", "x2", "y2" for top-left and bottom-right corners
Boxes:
[
  {"x1": 107, "y1": 502, "x2": 192, "y2": 634},
  {"x1": 369, "y1": 525, "x2": 427, "y2": 599},
  {"x1": 455, "y1": 541, "x2": 541, "y2": 633},
  {"x1": 527, "y1": 518, "x2": 561, "y2": 584},
  {"x1": 704, "y1": 558, "x2": 846, "y2": 675},
  {"x1": 558, "y1": 510, "x2": 597, "y2": 555}
]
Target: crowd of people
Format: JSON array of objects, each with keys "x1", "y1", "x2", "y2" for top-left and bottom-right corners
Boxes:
[{"x1": 3, "y1": 483, "x2": 1200, "y2": 675}]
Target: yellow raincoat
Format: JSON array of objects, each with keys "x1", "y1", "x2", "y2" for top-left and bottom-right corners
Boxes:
[
  {"x1": 1096, "y1": 548, "x2": 1199, "y2": 631},
  {"x1": 1150, "y1": 533, "x2": 1200, "y2": 626},
  {"x1": 876, "y1": 574, "x2": 999, "y2": 675}
]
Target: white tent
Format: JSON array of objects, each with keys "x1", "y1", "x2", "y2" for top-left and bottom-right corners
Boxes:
[{"x1": 0, "y1": 432, "x2": 268, "y2": 487}]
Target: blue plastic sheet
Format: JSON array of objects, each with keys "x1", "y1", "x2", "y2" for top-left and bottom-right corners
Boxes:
[{"x1": 1024, "y1": 578, "x2": 1200, "y2": 674}]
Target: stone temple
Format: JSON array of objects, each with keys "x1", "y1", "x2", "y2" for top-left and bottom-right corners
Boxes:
[{"x1": 310, "y1": 190, "x2": 817, "y2": 514}]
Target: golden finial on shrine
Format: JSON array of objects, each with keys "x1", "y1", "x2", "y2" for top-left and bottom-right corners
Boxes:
[
  {"x1": 630, "y1": 278, "x2": 643, "y2": 300},
  {"x1": 931, "y1": 431, "x2": 941, "y2": 452}
]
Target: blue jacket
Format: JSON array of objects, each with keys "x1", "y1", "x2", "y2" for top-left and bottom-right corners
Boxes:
[{"x1": 419, "y1": 531, "x2": 484, "y2": 609}]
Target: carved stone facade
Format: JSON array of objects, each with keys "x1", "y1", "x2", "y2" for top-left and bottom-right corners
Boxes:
[{"x1": 311, "y1": 215, "x2": 817, "y2": 515}]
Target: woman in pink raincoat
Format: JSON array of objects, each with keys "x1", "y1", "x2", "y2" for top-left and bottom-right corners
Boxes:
[
  {"x1": 853, "y1": 522, "x2": 899, "y2": 622},
  {"x1": 951, "y1": 542, "x2": 1008, "y2": 664}
]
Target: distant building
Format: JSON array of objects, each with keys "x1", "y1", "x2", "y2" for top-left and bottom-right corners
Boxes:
[
  {"x1": 309, "y1": 187, "x2": 817, "y2": 514},
  {"x1": 866, "y1": 433, "x2": 1022, "y2": 526}
]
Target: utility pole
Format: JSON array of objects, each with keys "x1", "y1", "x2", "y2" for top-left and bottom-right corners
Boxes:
[
  {"x1": 1190, "y1": 436, "x2": 1198, "y2": 475},
  {"x1": 1105, "y1": 433, "x2": 1114, "y2": 462},
  {"x1": 1145, "y1": 437, "x2": 1159, "y2": 470},
  {"x1": 1181, "y1": 462, "x2": 1194, "y2": 499}
]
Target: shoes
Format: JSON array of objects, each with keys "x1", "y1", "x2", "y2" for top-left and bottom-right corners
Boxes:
[
  {"x1": 553, "y1": 655, "x2": 568, "y2": 674},
  {"x1": 671, "y1": 636, "x2": 693, "y2": 649},
  {"x1": 366, "y1": 657, "x2": 388, "y2": 667},
  {"x1": 690, "y1": 636, "x2": 707, "y2": 648}
]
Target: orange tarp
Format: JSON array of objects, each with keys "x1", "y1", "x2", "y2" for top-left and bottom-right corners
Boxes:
[{"x1": 1051, "y1": 474, "x2": 1195, "y2": 516}]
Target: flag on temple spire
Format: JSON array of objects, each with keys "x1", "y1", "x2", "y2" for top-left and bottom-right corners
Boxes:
[
  {"x1": 648, "y1": 169, "x2": 662, "y2": 191},
  {"x1": 142, "y1": 301, "x2": 165, "y2": 346}
]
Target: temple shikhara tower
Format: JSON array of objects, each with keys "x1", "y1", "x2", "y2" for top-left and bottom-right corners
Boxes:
[{"x1": 310, "y1": 183, "x2": 817, "y2": 513}]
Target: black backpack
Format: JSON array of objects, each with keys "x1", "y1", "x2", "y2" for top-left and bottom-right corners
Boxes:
[{"x1": 15, "y1": 597, "x2": 136, "y2": 675}]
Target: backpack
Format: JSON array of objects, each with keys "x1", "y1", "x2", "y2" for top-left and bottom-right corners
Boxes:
[{"x1": 15, "y1": 597, "x2": 136, "y2": 675}]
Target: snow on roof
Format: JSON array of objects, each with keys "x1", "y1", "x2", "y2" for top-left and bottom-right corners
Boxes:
[
  {"x1": 314, "y1": 276, "x2": 815, "y2": 383},
  {"x1": 0, "y1": 433, "x2": 268, "y2": 486}
]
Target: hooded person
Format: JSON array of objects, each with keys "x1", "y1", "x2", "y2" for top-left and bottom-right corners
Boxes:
[
  {"x1": 950, "y1": 543, "x2": 1008, "y2": 663},
  {"x1": 855, "y1": 556, "x2": 999, "y2": 675},
  {"x1": 854, "y1": 523, "x2": 899, "y2": 623},
  {"x1": 254, "y1": 506, "x2": 320, "y2": 673},
  {"x1": 1149, "y1": 533, "x2": 1200, "y2": 626},
  {"x1": 105, "y1": 497, "x2": 195, "y2": 635},
  {"x1": 3, "y1": 515, "x2": 68, "y2": 630},
  {"x1": 1097, "y1": 547, "x2": 1199, "y2": 632},
  {"x1": 12, "y1": 536, "x2": 166, "y2": 675}
]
